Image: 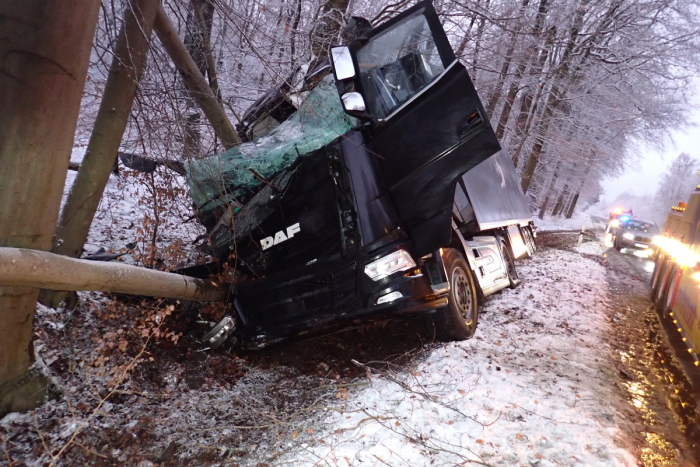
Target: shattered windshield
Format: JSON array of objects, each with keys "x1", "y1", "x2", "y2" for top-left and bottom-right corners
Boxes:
[
  {"x1": 356, "y1": 14, "x2": 444, "y2": 119},
  {"x1": 186, "y1": 76, "x2": 356, "y2": 215}
]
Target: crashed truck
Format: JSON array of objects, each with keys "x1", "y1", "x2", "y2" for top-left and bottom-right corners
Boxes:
[
  {"x1": 650, "y1": 194, "x2": 700, "y2": 366},
  {"x1": 175, "y1": 1, "x2": 536, "y2": 348}
]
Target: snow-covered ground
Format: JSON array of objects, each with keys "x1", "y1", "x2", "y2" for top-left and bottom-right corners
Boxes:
[
  {"x1": 2, "y1": 236, "x2": 640, "y2": 466},
  {"x1": 2, "y1": 159, "x2": 644, "y2": 465},
  {"x1": 272, "y1": 243, "x2": 636, "y2": 467},
  {"x1": 534, "y1": 212, "x2": 598, "y2": 232}
]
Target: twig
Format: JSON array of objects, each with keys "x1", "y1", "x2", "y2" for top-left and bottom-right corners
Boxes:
[
  {"x1": 50, "y1": 320, "x2": 160, "y2": 466},
  {"x1": 3, "y1": 436, "x2": 16, "y2": 467},
  {"x1": 33, "y1": 411, "x2": 57, "y2": 464},
  {"x1": 311, "y1": 381, "x2": 370, "y2": 391},
  {"x1": 508, "y1": 402, "x2": 558, "y2": 422},
  {"x1": 351, "y1": 359, "x2": 484, "y2": 427}
]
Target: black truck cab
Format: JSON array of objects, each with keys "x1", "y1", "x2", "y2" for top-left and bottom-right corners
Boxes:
[{"x1": 192, "y1": 1, "x2": 531, "y2": 345}]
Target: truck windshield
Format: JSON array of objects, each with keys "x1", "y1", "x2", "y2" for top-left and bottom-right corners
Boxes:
[
  {"x1": 356, "y1": 13, "x2": 444, "y2": 119},
  {"x1": 624, "y1": 221, "x2": 659, "y2": 234}
]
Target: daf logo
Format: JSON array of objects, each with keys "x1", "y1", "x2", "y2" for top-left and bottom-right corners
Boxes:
[{"x1": 260, "y1": 223, "x2": 301, "y2": 250}]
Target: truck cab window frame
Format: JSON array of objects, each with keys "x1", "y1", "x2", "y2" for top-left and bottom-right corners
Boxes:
[{"x1": 353, "y1": 6, "x2": 455, "y2": 120}]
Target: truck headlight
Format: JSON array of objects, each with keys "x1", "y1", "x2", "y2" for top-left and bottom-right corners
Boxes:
[
  {"x1": 622, "y1": 233, "x2": 634, "y2": 240},
  {"x1": 610, "y1": 220, "x2": 620, "y2": 228},
  {"x1": 364, "y1": 250, "x2": 416, "y2": 281}
]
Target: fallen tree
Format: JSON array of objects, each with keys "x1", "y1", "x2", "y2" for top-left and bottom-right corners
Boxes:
[{"x1": 0, "y1": 248, "x2": 228, "y2": 302}]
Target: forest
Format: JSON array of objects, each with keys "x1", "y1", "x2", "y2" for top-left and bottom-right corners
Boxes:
[{"x1": 2, "y1": 0, "x2": 700, "y2": 461}]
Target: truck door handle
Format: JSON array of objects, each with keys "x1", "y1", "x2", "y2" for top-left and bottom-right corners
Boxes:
[{"x1": 457, "y1": 109, "x2": 484, "y2": 139}]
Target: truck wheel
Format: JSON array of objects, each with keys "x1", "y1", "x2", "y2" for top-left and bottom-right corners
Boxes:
[
  {"x1": 500, "y1": 240, "x2": 520, "y2": 288},
  {"x1": 655, "y1": 263, "x2": 676, "y2": 313},
  {"x1": 650, "y1": 256, "x2": 664, "y2": 297},
  {"x1": 651, "y1": 258, "x2": 669, "y2": 302},
  {"x1": 522, "y1": 227, "x2": 535, "y2": 257},
  {"x1": 433, "y1": 248, "x2": 479, "y2": 341},
  {"x1": 527, "y1": 228, "x2": 537, "y2": 254}
]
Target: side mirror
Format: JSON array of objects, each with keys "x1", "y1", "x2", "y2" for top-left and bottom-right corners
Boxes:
[
  {"x1": 331, "y1": 46, "x2": 355, "y2": 81},
  {"x1": 341, "y1": 92, "x2": 366, "y2": 112},
  {"x1": 331, "y1": 45, "x2": 372, "y2": 119}
]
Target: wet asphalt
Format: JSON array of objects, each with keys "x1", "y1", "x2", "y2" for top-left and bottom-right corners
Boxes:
[{"x1": 587, "y1": 217, "x2": 700, "y2": 466}]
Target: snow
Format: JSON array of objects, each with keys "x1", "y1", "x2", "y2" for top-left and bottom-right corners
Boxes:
[
  {"x1": 1, "y1": 226, "x2": 641, "y2": 465},
  {"x1": 4, "y1": 137, "x2": 642, "y2": 464},
  {"x1": 275, "y1": 246, "x2": 636, "y2": 466},
  {"x1": 535, "y1": 212, "x2": 597, "y2": 232}
]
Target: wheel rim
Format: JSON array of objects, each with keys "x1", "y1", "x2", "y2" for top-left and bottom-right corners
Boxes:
[{"x1": 452, "y1": 266, "x2": 474, "y2": 326}]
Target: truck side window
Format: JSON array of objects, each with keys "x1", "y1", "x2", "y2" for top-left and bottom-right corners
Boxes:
[{"x1": 356, "y1": 14, "x2": 445, "y2": 119}]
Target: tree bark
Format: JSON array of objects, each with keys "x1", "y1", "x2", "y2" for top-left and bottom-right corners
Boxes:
[
  {"x1": 537, "y1": 159, "x2": 561, "y2": 219},
  {"x1": 565, "y1": 193, "x2": 580, "y2": 219},
  {"x1": 310, "y1": 0, "x2": 351, "y2": 62},
  {"x1": 1, "y1": 248, "x2": 228, "y2": 302},
  {"x1": 551, "y1": 183, "x2": 570, "y2": 216},
  {"x1": 154, "y1": 4, "x2": 240, "y2": 148},
  {"x1": 0, "y1": 0, "x2": 100, "y2": 415},
  {"x1": 42, "y1": 0, "x2": 160, "y2": 308}
]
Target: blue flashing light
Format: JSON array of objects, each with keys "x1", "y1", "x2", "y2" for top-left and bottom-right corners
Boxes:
[{"x1": 619, "y1": 216, "x2": 630, "y2": 222}]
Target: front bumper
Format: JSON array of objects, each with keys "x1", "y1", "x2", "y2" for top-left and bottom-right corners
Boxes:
[
  {"x1": 619, "y1": 237, "x2": 652, "y2": 250},
  {"x1": 364, "y1": 272, "x2": 448, "y2": 316}
]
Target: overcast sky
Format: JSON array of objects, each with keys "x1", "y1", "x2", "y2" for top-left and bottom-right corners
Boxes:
[{"x1": 600, "y1": 84, "x2": 700, "y2": 203}]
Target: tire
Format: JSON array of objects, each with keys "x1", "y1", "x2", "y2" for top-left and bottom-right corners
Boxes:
[
  {"x1": 527, "y1": 227, "x2": 537, "y2": 253},
  {"x1": 655, "y1": 263, "x2": 676, "y2": 313},
  {"x1": 613, "y1": 236, "x2": 622, "y2": 251},
  {"x1": 433, "y1": 248, "x2": 479, "y2": 341},
  {"x1": 500, "y1": 239, "x2": 520, "y2": 288},
  {"x1": 651, "y1": 257, "x2": 669, "y2": 302},
  {"x1": 650, "y1": 255, "x2": 665, "y2": 297},
  {"x1": 522, "y1": 227, "x2": 535, "y2": 257}
]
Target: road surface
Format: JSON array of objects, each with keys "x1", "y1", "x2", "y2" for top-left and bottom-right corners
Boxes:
[{"x1": 587, "y1": 215, "x2": 700, "y2": 466}]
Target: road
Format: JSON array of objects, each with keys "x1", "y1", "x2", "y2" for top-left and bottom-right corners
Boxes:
[{"x1": 587, "y1": 215, "x2": 700, "y2": 466}]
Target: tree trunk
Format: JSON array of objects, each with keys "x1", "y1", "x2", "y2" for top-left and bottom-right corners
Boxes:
[
  {"x1": 519, "y1": 0, "x2": 590, "y2": 194},
  {"x1": 494, "y1": 0, "x2": 549, "y2": 143},
  {"x1": 485, "y1": 0, "x2": 530, "y2": 119},
  {"x1": 0, "y1": 0, "x2": 100, "y2": 416},
  {"x1": 154, "y1": 4, "x2": 240, "y2": 148},
  {"x1": 551, "y1": 184, "x2": 570, "y2": 216},
  {"x1": 564, "y1": 164, "x2": 591, "y2": 218},
  {"x1": 41, "y1": 0, "x2": 160, "y2": 308},
  {"x1": 537, "y1": 160, "x2": 561, "y2": 219},
  {"x1": 565, "y1": 193, "x2": 580, "y2": 219},
  {"x1": 310, "y1": 0, "x2": 351, "y2": 62},
  {"x1": 1, "y1": 248, "x2": 227, "y2": 302}
]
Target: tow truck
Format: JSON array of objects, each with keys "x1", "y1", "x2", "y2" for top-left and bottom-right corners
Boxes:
[
  {"x1": 650, "y1": 197, "x2": 700, "y2": 365},
  {"x1": 182, "y1": 1, "x2": 536, "y2": 347}
]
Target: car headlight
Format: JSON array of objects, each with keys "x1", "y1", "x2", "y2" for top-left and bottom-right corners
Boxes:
[
  {"x1": 622, "y1": 232, "x2": 634, "y2": 240},
  {"x1": 364, "y1": 250, "x2": 416, "y2": 281},
  {"x1": 610, "y1": 220, "x2": 620, "y2": 228}
]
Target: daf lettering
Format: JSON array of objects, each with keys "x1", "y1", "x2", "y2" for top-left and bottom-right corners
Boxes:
[{"x1": 260, "y1": 223, "x2": 301, "y2": 250}]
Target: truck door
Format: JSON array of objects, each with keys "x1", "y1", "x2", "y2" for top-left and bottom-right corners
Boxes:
[{"x1": 331, "y1": 1, "x2": 501, "y2": 256}]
